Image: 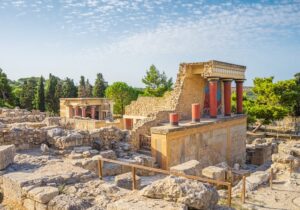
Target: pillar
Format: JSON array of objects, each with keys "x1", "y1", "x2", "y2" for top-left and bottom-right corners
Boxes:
[
  {"x1": 169, "y1": 113, "x2": 179, "y2": 126},
  {"x1": 236, "y1": 80, "x2": 244, "y2": 114},
  {"x1": 124, "y1": 118, "x2": 133, "y2": 130},
  {"x1": 209, "y1": 78, "x2": 218, "y2": 118},
  {"x1": 68, "y1": 106, "x2": 73, "y2": 118},
  {"x1": 91, "y1": 106, "x2": 96, "y2": 119},
  {"x1": 74, "y1": 106, "x2": 80, "y2": 117},
  {"x1": 81, "y1": 106, "x2": 86, "y2": 118},
  {"x1": 192, "y1": 103, "x2": 200, "y2": 122},
  {"x1": 223, "y1": 79, "x2": 232, "y2": 116}
]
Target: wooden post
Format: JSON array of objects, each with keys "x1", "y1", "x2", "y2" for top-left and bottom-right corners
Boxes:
[
  {"x1": 228, "y1": 183, "x2": 232, "y2": 207},
  {"x1": 132, "y1": 167, "x2": 137, "y2": 190},
  {"x1": 290, "y1": 160, "x2": 293, "y2": 176},
  {"x1": 98, "y1": 160, "x2": 103, "y2": 180},
  {"x1": 270, "y1": 168, "x2": 273, "y2": 189},
  {"x1": 241, "y1": 176, "x2": 246, "y2": 203}
]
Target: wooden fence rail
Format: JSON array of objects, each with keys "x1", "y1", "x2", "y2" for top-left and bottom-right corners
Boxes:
[{"x1": 98, "y1": 158, "x2": 233, "y2": 207}]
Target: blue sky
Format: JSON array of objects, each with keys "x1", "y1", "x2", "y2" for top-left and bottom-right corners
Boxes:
[{"x1": 0, "y1": 0, "x2": 300, "y2": 87}]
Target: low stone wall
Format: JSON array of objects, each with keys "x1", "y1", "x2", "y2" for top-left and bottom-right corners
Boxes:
[
  {"x1": 0, "y1": 108, "x2": 47, "y2": 124},
  {"x1": 0, "y1": 126, "x2": 47, "y2": 150}
]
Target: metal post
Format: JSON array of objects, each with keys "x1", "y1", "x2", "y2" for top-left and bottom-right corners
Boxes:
[
  {"x1": 228, "y1": 183, "x2": 232, "y2": 207},
  {"x1": 132, "y1": 167, "x2": 137, "y2": 190},
  {"x1": 241, "y1": 176, "x2": 246, "y2": 203},
  {"x1": 98, "y1": 160, "x2": 103, "y2": 180},
  {"x1": 270, "y1": 168, "x2": 273, "y2": 189}
]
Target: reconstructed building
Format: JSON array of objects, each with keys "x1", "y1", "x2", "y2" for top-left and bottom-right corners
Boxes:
[
  {"x1": 125, "y1": 60, "x2": 247, "y2": 170},
  {"x1": 60, "y1": 98, "x2": 113, "y2": 120}
]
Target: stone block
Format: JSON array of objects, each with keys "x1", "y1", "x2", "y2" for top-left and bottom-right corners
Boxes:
[
  {"x1": 201, "y1": 166, "x2": 226, "y2": 181},
  {"x1": 99, "y1": 150, "x2": 117, "y2": 160},
  {"x1": 170, "y1": 160, "x2": 202, "y2": 176},
  {"x1": 0, "y1": 145, "x2": 16, "y2": 170},
  {"x1": 28, "y1": 186, "x2": 59, "y2": 203},
  {"x1": 115, "y1": 172, "x2": 141, "y2": 190}
]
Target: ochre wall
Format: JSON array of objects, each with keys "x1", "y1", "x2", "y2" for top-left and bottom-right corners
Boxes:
[{"x1": 151, "y1": 116, "x2": 246, "y2": 170}]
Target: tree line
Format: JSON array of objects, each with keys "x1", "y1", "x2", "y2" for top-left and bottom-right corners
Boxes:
[{"x1": 0, "y1": 65, "x2": 173, "y2": 115}]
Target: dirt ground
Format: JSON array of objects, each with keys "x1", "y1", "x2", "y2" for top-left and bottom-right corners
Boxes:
[{"x1": 229, "y1": 172, "x2": 300, "y2": 210}]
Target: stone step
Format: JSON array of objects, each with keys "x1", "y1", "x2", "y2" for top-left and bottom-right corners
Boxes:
[{"x1": 137, "y1": 149, "x2": 152, "y2": 156}]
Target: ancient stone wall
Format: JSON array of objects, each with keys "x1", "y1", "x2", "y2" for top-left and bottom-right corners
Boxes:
[
  {"x1": 0, "y1": 125, "x2": 47, "y2": 150},
  {"x1": 126, "y1": 64, "x2": 218, "y2": 150},
  {"x1": 0, "y1": 108, "x2": 47, "y2": 124}
]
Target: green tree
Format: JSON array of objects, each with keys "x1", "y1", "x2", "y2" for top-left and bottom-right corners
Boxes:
[
  {"x1": 142, "y1": 65, "x2": 173, "y2": 97},
  {"x1": 78, "y1": 76, "x2": 86, "y2": 97},
  {"x1": 34, "y1": 76, "x2": 45, "y2": 111},
  {"x1": 0, "y1": 68, "x2": 13, "y2": 106},
  {"x1": 85, "y1": 79, "x2": 93, "y2": 97},
  {"x1": 105, "y1": 82, "x2": 139, "y2": 115},
  {"x1": 45, "y1": 74, "x2": 60, "y2": 113},
  {"x1": 62, "y1": 78, "x2": 77, "y2": 98},
  {"x1": 244, "y1": 77, "x2": 289, "y2": 132},
  {"x1": 19, "y1": 78, "x2": 37, "y2": 110},
  {"x1": 93, "y1": 73, "x2": 107, "y2": 97}
]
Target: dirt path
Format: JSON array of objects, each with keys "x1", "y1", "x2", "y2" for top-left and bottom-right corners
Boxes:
[{"x1": 237, "y1": 172, "x2": 300, "y2": 210}]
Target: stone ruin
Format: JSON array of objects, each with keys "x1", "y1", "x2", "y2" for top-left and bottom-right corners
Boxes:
[{"x1": 0, "y1": 108, "x2": 224, "y2": 210}]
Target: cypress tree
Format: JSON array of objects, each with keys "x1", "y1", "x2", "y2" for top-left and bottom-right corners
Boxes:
[
  {"x1": 78, "y1": 76, "x2": 86, "y2": 97},
  {"x1": 34, "y1": 76, "x2": 45, "y2": 111},
  {"x1": 93, "y1": 73, "x2": 107, "y2": 97}
]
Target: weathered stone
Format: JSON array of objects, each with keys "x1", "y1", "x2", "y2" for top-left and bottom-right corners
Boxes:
[
  {"x1": 202, "y1": 166, "x2": 226, "y2": 181},
  {"x1": 170, "y1": 160, "x2": 202, "y2": 176},
  {"x1": 99, "y1": 150, "x2": 117, "y2": 160},
  {"x1": 140, "y1": 176, "x2": 219, "y2": 209},
  {"x1": 0, "y1": 145, "x2": 16, "y2": 170},
  {"x1": 115, "y1": 172, "x2": 141, "y2": 190},
  {"x1": 232, "y1": 171, "x2": 270, "y2": 196},
  {"x1": 23, "y1": 198, "x2": 35, "y2": 210},
  {"x1": 48, "y1": 194, "x2": 91, "y2": 210},
  {"x1": 107, "y1": 194, "x2": 187, "y2": 210},
  {"x1": 28, "y1": 186, "x2": 59, "y2": 203}
]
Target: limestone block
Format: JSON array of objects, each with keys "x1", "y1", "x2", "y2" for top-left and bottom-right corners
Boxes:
[
  {"x1": 0, "y1": 145, "x2": 16, "y2": 170},
  {"x1": 170, "y1": 160, "x2": 202, "y2": 176},
  {"x1": 95, "y1": 150, "x2": 117, "y2": 160},
  {"x1": 140, "y1": 176, "x2": 219, "y2": 209},
  {"x1": 107, "y1": 195, "x2": 187, "y2": 210},
  {"x1": 48, "y1": 194, "x2": 91, "y2": 210},
  {"x1": 115, "y1": 172, "x2": 141, "y2": 190},
  {"x1": 28, "y1": 186, "x2": 59, "y2": 203},
  {"x1": 202, "y1": 166, "x2": 226, "y2": 181}
]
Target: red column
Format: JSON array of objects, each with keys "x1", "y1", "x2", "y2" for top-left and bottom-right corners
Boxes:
[
  {"x1": 124, "y1": 118, "x2": 133, "y2": 130},
  {"x1": 209, "y1": 78, "x2": 218, "y2": 118},
  {"x1": 91, "y1": 106, "x2": 96, "y2": 119},
  {"x1": 74, "y1": 106, "x2": 79, "y2": 117},
  {"x1": 68, "y1": 106, "x2": 73, "y2": 118},
  {"x1": 236, "y1": 80, "x2": 244, "y2": 114},
  {"x1": 223, "y1": 79, "x2": 232, "y2": 116},
  {"x1": 169, "y1": 113, "x2": 179, "y2": 126},
  {"x1": 192, "y1": 103, "x2": 200, "y2": 122},
  {"x1": 81, "y1": 106, "x2": 86, "y2": 118}
]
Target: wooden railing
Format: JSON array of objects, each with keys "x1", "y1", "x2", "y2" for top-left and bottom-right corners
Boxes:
[{"x1": 98, "y1": 158, "x2": 233, "y2": 207}]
